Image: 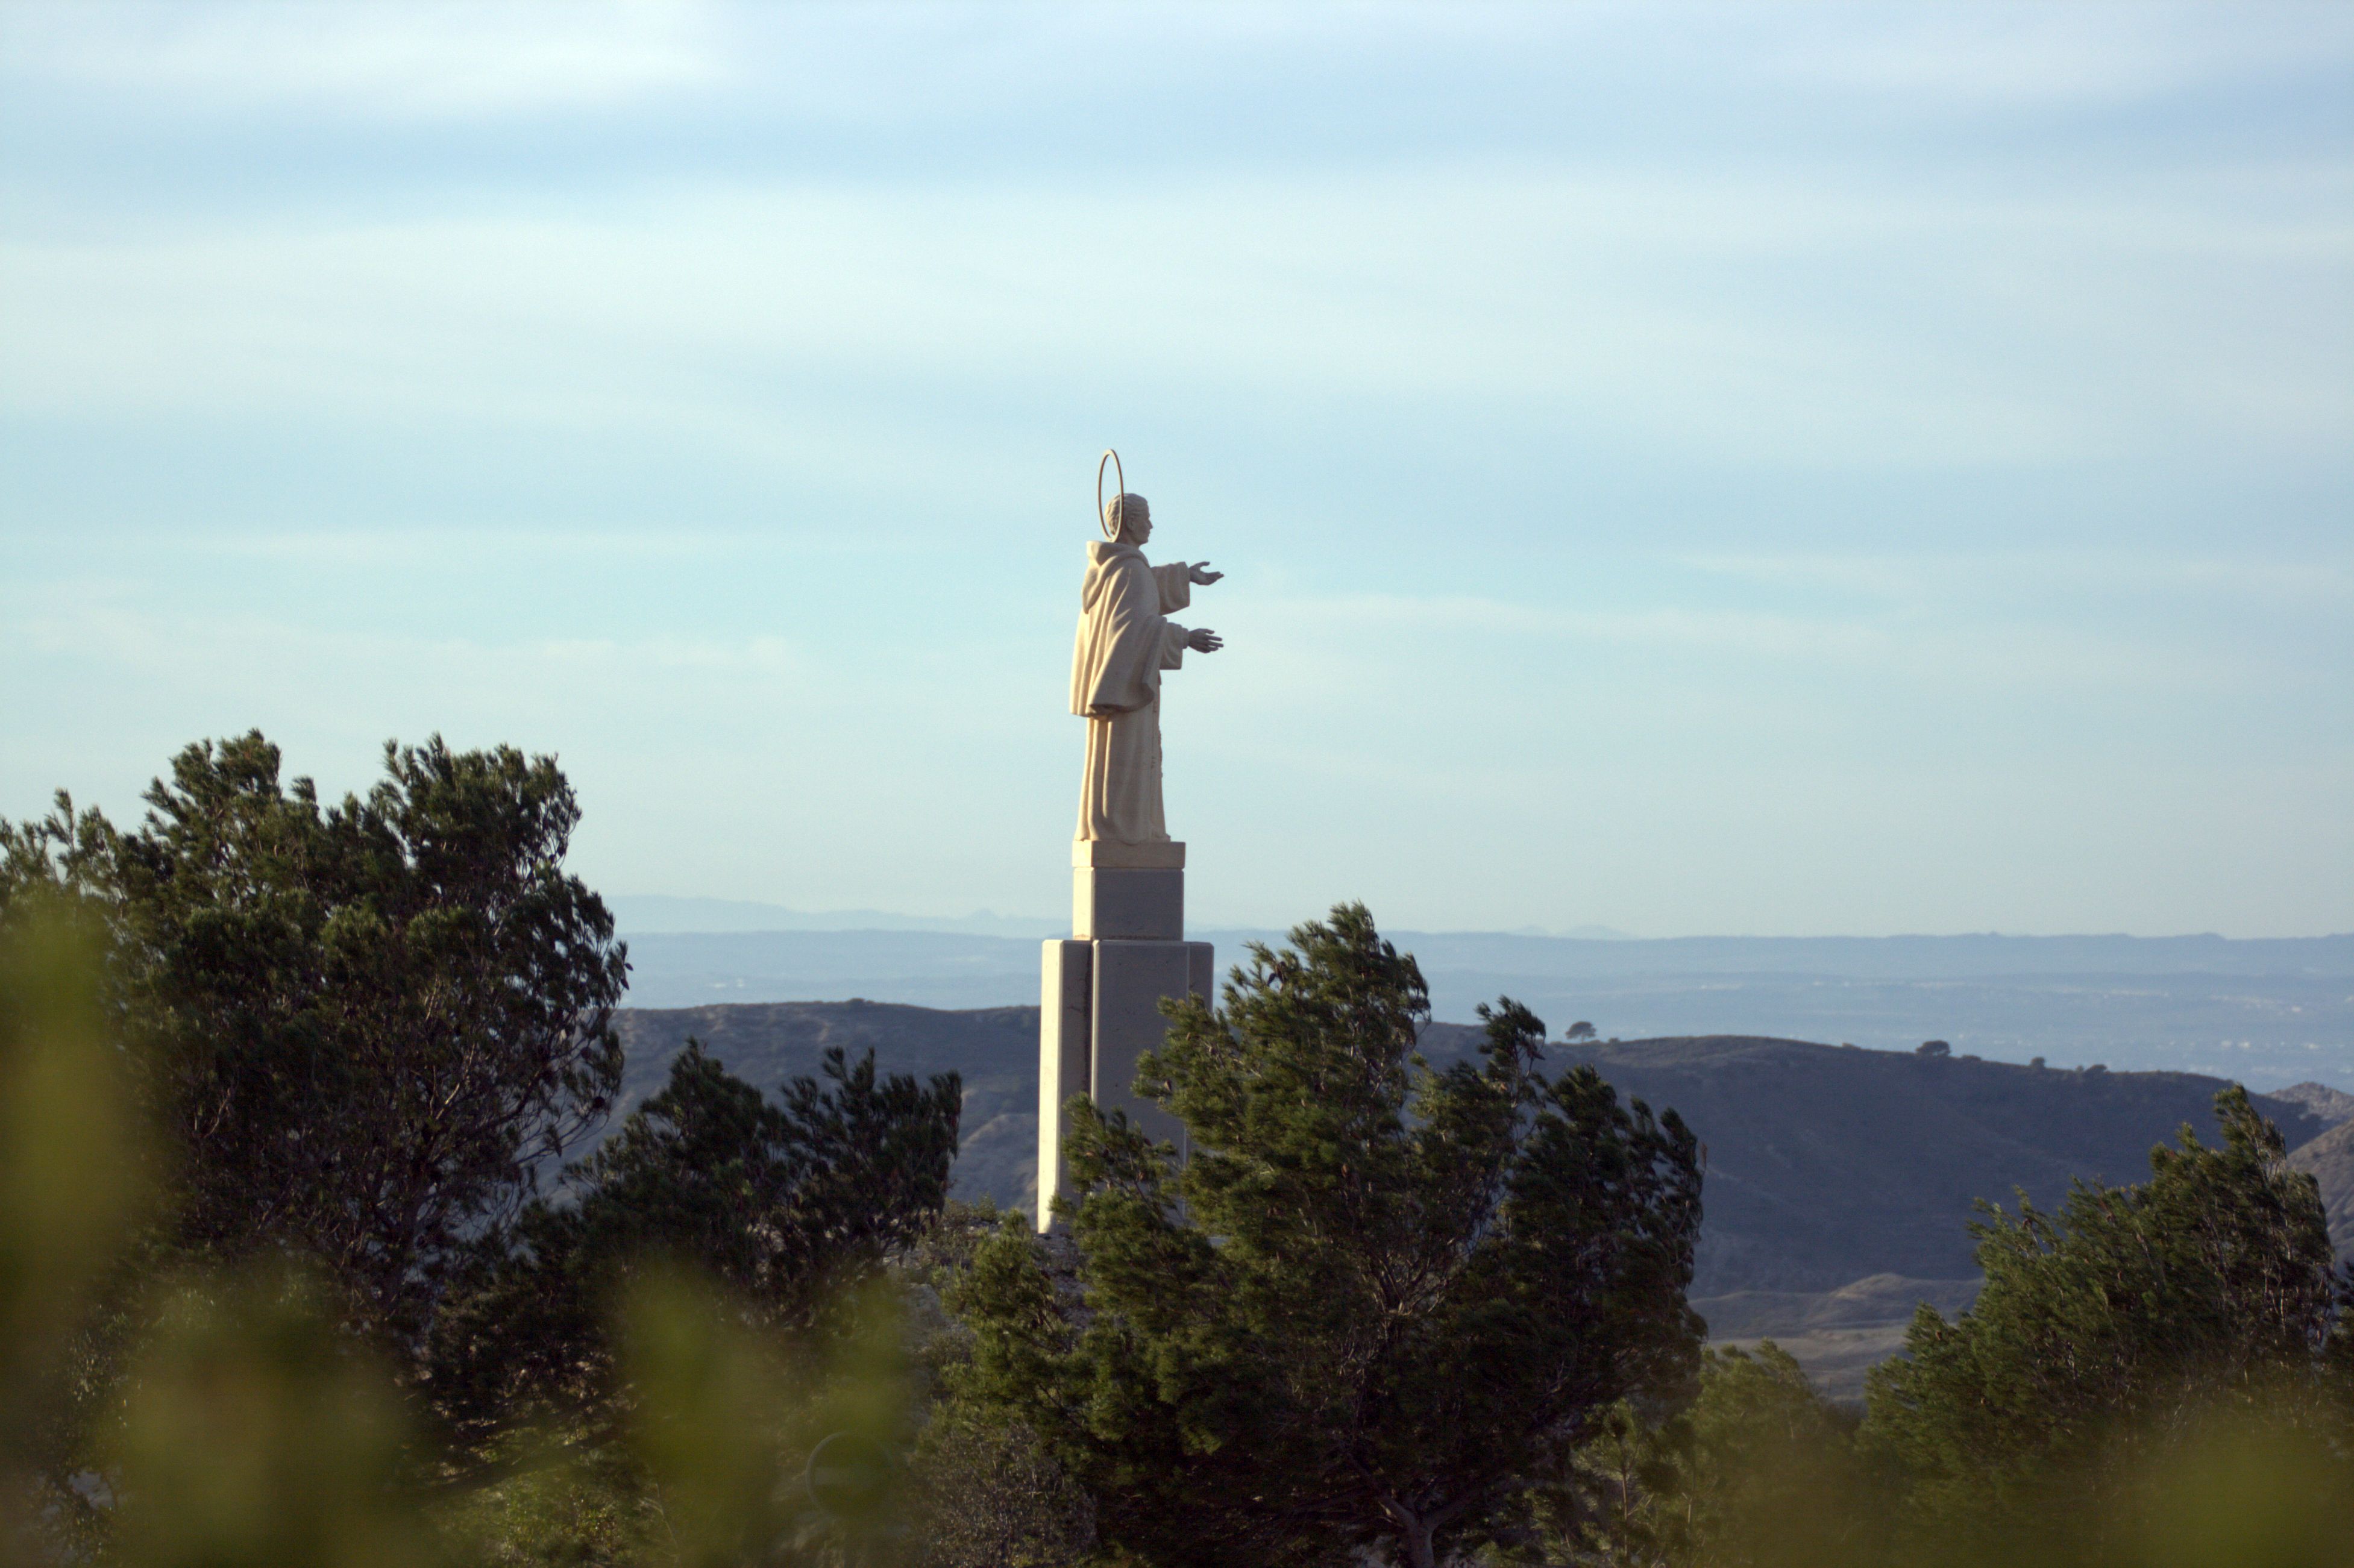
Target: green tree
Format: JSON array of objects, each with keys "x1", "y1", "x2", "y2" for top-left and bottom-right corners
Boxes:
[
  {"x1": 1539, "y1": 1396, "x2": 1691, "y2": 1567},
  {"x1": 432, "y1": 1042, "x2": 961, "y2": 1446},
  {"x1": 0, "y1": 732, "x2": 628, "y2": 1354},
  {"x1": 908, "y1": 1416, "x2": 1096, "y2": 1568},
  {"x1": 1674, "y1": 1342, "x2": 1876, "y2": 1568},
  {"x1": 951, "y1": 904, "x2": 1704, "y2": 1568},
  {"x1": 1525, "y1": 1343, "x2": 1874, "y2": 1568},
  {"x1": 898, "y1": 1205, "x2": 1100, "y2": 1568},
  {"x1": 1862, "y1": 1086, "x2": 2352, "y2": 1546}
]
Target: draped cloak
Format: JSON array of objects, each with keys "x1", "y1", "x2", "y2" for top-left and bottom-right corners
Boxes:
[{"x1": 1070, "y1": 540, "x2": 1193, "y2": 843}]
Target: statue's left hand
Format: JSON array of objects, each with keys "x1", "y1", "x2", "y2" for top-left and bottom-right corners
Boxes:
[{"x1": 1188, "y1": 562, "x2": 1224, "y2": 586}]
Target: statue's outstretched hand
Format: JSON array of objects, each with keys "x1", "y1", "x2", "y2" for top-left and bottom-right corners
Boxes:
[
  {"x1": 1187, "y1": 627, "x2": 1223, "y2": 654},
  {"x1": 1188, "y1": 562, "x2": 1224, "y2": 586}
]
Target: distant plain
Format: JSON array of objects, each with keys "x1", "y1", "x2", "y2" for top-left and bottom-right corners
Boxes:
[{"x1": 612, "y1": 905, "x2": 2354, "y2": 1093}]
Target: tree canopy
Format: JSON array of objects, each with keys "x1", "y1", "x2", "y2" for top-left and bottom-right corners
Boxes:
[
  {"x1": 430, "y1": 1040, "x2": 961, "y2": 1442},
  {"x1": 1, "y1": 732, "x2": 628, "y2": 1352},
  {"x1": 952, "y1": 903, "x2": 1704, "y2": 1568},
  {"x1": 1863, "y1": 1085, "x2": 2353, "y2": 1541},
  {"x1": 1545, "y1": 1342, "x2": 1875, "y2": 1568}
]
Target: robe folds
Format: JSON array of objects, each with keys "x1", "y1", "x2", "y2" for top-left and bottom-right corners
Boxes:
[{"x1": 1070, "y1": 541, "x2": 1192, "y2": 843}]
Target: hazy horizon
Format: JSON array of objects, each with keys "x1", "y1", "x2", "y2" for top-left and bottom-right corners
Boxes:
[
  {"x1": 606, "y1": 923, "x2": 2354, "y2": 1093},
  {"x1": 609, "y1": 892, "x2": 2350, "y2": 944}
]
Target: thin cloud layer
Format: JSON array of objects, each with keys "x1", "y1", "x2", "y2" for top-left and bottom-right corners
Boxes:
[{"x1": 0, "y1": 1, "x2": 2347, "y2": 938}]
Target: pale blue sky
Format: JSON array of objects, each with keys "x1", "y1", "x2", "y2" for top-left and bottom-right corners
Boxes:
[{"x1": 2, "y1": 1, "x2": 2349, "y2": 936}]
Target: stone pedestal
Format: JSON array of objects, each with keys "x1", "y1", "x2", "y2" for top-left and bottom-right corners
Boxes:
[{"x1": 1038, "y1": 841, "x2": 1213, "y2": 1231}]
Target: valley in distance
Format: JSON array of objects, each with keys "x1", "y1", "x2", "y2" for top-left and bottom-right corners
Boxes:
[{"x1": 609, "y1": 903, "x2": 2354, "y2": 1399}]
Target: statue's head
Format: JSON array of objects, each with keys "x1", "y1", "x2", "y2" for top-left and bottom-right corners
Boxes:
[{"x1": 1103, "y1": 492, "x2": 1152, "y2": 545}]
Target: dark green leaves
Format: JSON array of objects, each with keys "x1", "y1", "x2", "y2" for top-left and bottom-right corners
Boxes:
[
  {"x1": 431, "y1": 1041, "x2": 961, "y2": 1442},
  {"x1": 958, "y1": 903, "x2": 1704, "y2": 1568},
  {"x1": 1, "y1": 732, "x2": 629, "y2": 1356},
  {"x1": 1863, "y1": 1087, "x2": 2352, "y2": 1542}
]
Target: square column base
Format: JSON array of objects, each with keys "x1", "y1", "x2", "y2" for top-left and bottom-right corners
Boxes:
[
  {"x1": 1071, "y1": 837, "x2": 1187, "y2": 939},
  {"x1": 1037, "y1": 935, "x2": 1214, "y2": 1231},
  {"x1": 1073, "y1": 867, "x2": 1184, "y2": 939}
]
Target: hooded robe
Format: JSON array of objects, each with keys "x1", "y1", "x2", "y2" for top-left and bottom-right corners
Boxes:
[{"x1": 1070, "y1": 539, "x2": 1193, "y2": 842}]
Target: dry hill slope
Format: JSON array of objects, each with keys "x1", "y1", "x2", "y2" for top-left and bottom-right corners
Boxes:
[
  {"x1": 2272, "y1": 1081, "x2": 2354, "y2": 1126},
  {"x1": 1411, "y1": 1029, "x2": 2329, "y2": 1293},
  {"x1": 616, "y1": 1008, "x2": 2328, "y2": 1295},
  {"x1": 2290, "y1": 1118, "x2": 2354, "y2": 1257},
  {"x1": 612, "y1": 1006, "x2": 2340, "y2": 1400},
  {"x1": 614, "y1": 1000, "x2": 1039, "y2": 1205}
]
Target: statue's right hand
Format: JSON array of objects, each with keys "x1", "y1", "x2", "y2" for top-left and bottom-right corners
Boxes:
[{"x1": 1187, "y1": 627, "x2": 1223, "y2": 654}]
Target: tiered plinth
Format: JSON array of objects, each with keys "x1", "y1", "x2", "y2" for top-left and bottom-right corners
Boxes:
[{"x1": 1037, "y1": 840, "x2": 1213, "y2": 1231}]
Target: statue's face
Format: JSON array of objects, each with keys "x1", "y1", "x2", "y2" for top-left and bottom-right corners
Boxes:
[{"x1": 1105, "y1": 493, "x2": 1153, "y2": 545}]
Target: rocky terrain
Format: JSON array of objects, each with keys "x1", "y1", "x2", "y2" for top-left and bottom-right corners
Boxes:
[{"x1": 2290, "y1": 1116, "x2": 2354, "y2": 1257}]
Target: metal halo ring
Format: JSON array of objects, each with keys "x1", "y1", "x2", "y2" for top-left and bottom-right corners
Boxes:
[{"x1": 1096, "y1": 449, "x2": 1126, "y2": 539}]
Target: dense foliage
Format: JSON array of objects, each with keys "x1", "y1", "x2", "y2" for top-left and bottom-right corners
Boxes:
[
  {"x1": 951, "y1": 905, "x2": 1705, "y2": 1568},
  {"x1": 1532, "y1": 1088, "x2": 2354, "y2": 1568},
  {"x1": 1, "y1": 732, "x2": 627, "y2": 1350},
  {"x1": 0, "y1": 736, "x2": 969, "y2": 1563},
  {"x1": 1863, "y1": 1085, "x2": 2353, "y2": 1547},
  {"x1": 1540, "y1": 1342, "x2": 1877, "y2": 1567},
  {"x1": 432, "y1": 1040, "x2": 962, "y2": 1444}
]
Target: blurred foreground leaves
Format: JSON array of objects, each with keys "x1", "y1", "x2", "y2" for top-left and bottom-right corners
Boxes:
[
  {"x1": 0, "y1": 914, "x2": 931, "y2": 1568},
  {"x1": 1, "y1": 909, "x2": 151, "y2": 1555},
  {"x1": 111, "y1": 1272, "x2": 434, "y2": 1568}
]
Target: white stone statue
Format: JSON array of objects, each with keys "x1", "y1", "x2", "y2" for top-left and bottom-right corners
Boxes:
[{"x1": 1069, "y1": 488, "x2": 1222, "y2": 843}]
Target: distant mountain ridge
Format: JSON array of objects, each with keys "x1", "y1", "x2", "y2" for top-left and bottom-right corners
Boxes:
[
  {"x1": 617, "y1": 914, "x2": 2354, "y2": 977},
  {"x1": 610, "y1": 896, "x2": 1631, "y2": 942},
  {"x1": 1339, "y1": 930, "x2": 2354, "y2": 979},
  {"x1": 611, "y1": 895, "x2": 1061, "y2": 939},
  {"x1": 613, "y1": 929, "x2": 2354, "y2": 1089}
]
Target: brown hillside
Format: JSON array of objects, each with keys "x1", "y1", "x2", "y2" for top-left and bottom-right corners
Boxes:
[
  {"x1": 2290, "y1": 1118, "x2": 2354, "y2": 1258},
  {"x1": 2273, "y1": 1080, "x2": 2354, "y2": 1128},
  {"x1": 615, "y1": 1007, "x2": 2328, "y2": 1297},
  {"x1": 1420, "y1": 1029, "x2": 2327, "y2": 1292},
  {"x1": 615, "y1": 1001, "x2": 1040, "y2": 1208}
]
